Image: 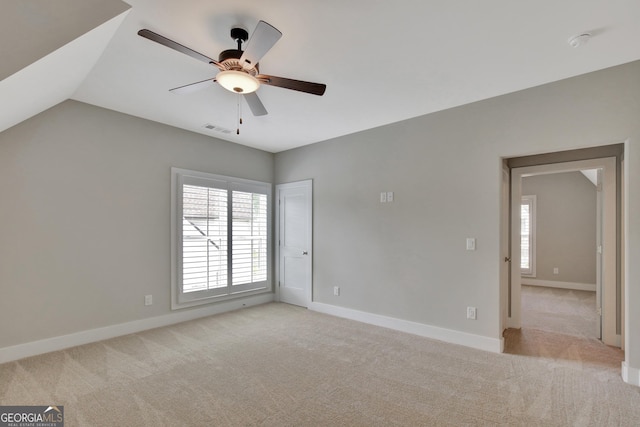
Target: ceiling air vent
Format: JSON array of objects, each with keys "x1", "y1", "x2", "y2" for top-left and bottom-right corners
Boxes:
[{"x1": 203, "y1": 123, "x2": 232, "y2": 134}]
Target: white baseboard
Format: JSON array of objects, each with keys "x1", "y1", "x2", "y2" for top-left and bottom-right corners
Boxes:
[
  {"x1": 309, "y1": 302, "x2": 503, "y2": 354},
  {"x1": 622, "y1": 361, "x2": 640, "y2": 387},
  {"x1": 0, "y1": 293, "x2": 274, "y2": 364},
  {"x1": 521, "y1": 279, "x2": 596, "y2": 292}
]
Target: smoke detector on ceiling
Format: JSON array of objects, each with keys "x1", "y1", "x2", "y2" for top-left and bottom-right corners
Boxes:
[{"x1": 568, "y1": 33, "x2": 592, "y2": 48}]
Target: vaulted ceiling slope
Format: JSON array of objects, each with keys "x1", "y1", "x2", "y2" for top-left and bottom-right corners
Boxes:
[
  {"x1": 2, "y1": 1, "x2": 640, "y2": 153},
  {"x1": 0, "y1": 0, "x2": 130, "y2": 80},
  {"x1": 0, "y1": 0, "x2": 130, "y2": 133}
]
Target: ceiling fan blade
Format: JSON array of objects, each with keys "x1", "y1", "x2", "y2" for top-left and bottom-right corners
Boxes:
[
  {"x1": 169, "y1": 78, "x2": 217, "y2": 95},
  {"x1": 239, "y1": 21, "x2": 282, "y2": 70},
  {"x1": 243, "y1": 92, "x2": 268, "y2": 116},
  {"x1": 256, "y1": 75, "x2": 326, "y2": 96},
  {"x1": 138, "y1": 29, "x2": 222, "y2": 68}
]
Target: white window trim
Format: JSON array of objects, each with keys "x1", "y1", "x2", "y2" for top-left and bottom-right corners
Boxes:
[
  {"x1": 171, "y1": 167, "x2": 272, "y2": 310},
  {"x1": 521, "y1": 194, "x2": 536, "y2": 278}
]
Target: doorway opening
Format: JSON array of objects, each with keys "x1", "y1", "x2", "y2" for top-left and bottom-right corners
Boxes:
[
  {"x1": 500, "y1": 144, "x2": 625, "y2": 364},
  {"x1": 519, "y1": 169, "x2": 600, "y2": 339}
]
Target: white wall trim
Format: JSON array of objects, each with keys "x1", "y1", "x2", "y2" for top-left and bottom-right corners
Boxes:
[
  {"x1": 0, "y1": 293, "x2": 274, "y2": 364},
  {"x1": 521, "y1": 278, "x2": 596, "y2": 292},
  {"x1": 622, "y1": 361, "x2": 640, "y2": 387},
  {"x1": 309, "y1": 302, "x2": 503, "y2": 353}
]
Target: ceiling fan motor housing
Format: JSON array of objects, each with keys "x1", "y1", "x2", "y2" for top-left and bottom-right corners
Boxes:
[
  {"x1": 219, "y1": 49, "x2": 243, "y2": 62},
  {"x1": 218, "y1": 49, "x2": 259, "y2": 74},
  {"x1": 219, "y1": 27, "x2": 259, "y2": 71}
]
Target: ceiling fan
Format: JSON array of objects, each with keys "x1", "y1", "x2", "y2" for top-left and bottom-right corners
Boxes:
[{"x1": 137, "y1": 21, "x2": 326, "y2": 120}]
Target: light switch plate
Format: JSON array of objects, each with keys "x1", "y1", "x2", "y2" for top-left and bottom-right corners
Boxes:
[
  {"x1": 380, "y1": 192, "x2": 387, "y2": 203},
  {"x1": 466, "y1": 238, "x2": 476, "y2": 251},
  {"x1": 387, "y1": 191, "x2": 394, "y2": 202},
  {"x1": 467, "y1": 306, "x2": 477, "y2": 320}
]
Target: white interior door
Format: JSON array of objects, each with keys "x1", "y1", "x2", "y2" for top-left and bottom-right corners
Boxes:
[
  {"x1": 276, "y1": 180, "x2": 312, "y2": 307},
  {"x1": 596, "y1": 168, "x2": 603, "y2": 340},
  {"x1": 500, "y1": 162, "x2": 510, "y2": 334}
]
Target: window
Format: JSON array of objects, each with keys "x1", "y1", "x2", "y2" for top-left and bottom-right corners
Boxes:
[
  {"x1": 172, "y1": 168, "x2": 271, "y2": 308},
  {"x1": 521, "y1": 195, "x2": 536, "y2": 277}
]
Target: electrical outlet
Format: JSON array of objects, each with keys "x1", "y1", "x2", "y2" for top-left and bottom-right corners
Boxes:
[
  {"x1": 333, "y1": 286, "x2": 340, "y2": 296},
  {"x1": 386, "y1": 191, "x2": 394, "y2": 202},
  {"x1": 467, "y1": 306, "x2": 477, "y2": 320},
  {"x1": 144, "y1": 295, "x2": 153, "y2": 306},
  {"x1": 553, "y1": 267, "x2": 559, "y2": 275}
]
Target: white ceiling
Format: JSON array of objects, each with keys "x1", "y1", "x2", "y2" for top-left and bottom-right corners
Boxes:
[{"x1": 6, "y1": 1, "x2": 640, "y2": 153}]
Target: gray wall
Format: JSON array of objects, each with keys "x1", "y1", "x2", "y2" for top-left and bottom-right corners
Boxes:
[
  {"x1": 275, "y1": 60, "x2": 640, "y2": 367},
  {"x1": 0, "y1": 100, "x2": 273, "y2": 348},
  {"x1": 2, "y1": 61, "x2": 640, "y2": 372},
  {"x1": 522, "y1": 172, "x2": 597, "y2": 284}
]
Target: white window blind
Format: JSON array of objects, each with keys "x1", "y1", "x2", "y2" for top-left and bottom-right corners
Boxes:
[
  {"x1": 521, "y1": 203, "x2": 530, "y2": 269},
  {"x1": 172, "y1": 169, "x2": 271, "y2": 308},
  {"x1": 521, "y1": 195, "x2": 536, "y2": 277},
  {"x1": 232, "y1": 191, "x2": 268, "y2": 286},
  {"x1": 182, "y1": 185, "x2": 228, "y2": 293}
]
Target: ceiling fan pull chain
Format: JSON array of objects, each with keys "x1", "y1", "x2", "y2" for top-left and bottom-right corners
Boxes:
[{"x1": 236, "y1": 94, "x2": 241, "y2": 135}]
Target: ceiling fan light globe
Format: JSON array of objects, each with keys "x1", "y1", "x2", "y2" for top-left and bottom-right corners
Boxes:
[{"x1": 217, "y1": 70, "x2": 259, "y2": 94}]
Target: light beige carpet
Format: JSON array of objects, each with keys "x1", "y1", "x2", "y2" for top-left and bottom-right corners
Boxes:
[
  {"x1": 520, "y1": 284, "x2": 598, "y2": 338},
  {"x1": 505, "y1": 285, "x2": 620, "y2": 365},
  {"x1": 1, "y1": 302, "x2": 639, "y2": 426}
]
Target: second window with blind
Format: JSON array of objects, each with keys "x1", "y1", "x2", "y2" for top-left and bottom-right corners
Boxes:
[
  {"x1": 521, "y1": 195, "x2": 536, "y2": 277},
  {"x1": 172, "y1": 168, "x2": 271, "y2": 308}
]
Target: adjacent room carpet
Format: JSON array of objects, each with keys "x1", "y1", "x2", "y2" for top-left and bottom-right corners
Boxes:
[
  {"x1": 1, "y1": 301, "x2": 638, "y2": 426},
  {"x1": 520, "y1": 284, "x2": 598, "y2": 338}
]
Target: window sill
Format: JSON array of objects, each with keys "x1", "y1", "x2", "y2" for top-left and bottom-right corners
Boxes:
[{"x1": 172, "y1": 286, "x2": 272, "y2": 310}]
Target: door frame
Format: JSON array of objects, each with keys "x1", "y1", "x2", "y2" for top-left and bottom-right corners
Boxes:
[
  {"x1": 275, "y1": 180, "x2": 313, "y2": 306},
  {"x1": 506, "y1": 157, "x2": 619, "y2": 346}
]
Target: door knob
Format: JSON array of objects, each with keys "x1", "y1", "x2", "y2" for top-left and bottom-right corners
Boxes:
[
  {"x1": 302, "y1": 251, "x2": 308, "y2": 255},
  {"x1": 504, "y1": 257, "x2": 511, "y2": 263}
]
